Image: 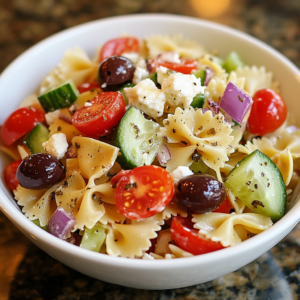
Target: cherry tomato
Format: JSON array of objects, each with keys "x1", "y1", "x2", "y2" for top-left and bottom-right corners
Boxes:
[
  {"x1": 110, "y1": 170, "x2": 131, "y2": 185},
  {"x1": 213, "y1": 196, "x2": 233, "y2": 213},
  {"x1": 72, "y1": 92, "x2": 126, "y2": 137},
  {"x1": 99, "y1": 37, "x2": 140, "y2": 62},
  {"x1": 115, "y1": 165, "x2": 174, "y2": 220},
  {"x1": 148, "y1": 58, "x2": 198, "y2": 74},
  {"x1": 4, "y1": 159, "x2": 22, "y2": 191},
  {"x1": 248, "y1": 89, "x2": 287, "y2": 136},
  {"x1": 1, "y1": 107, "x2": 45, "y2": 146},
  {"x1": 171, "y1": 216, "x2": 224, "y2": 255},
  {"x1": 77, "y1": 82, "x2": 101, "y2": 94}
]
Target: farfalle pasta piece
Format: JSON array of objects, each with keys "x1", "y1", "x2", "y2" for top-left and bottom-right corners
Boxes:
[
  {"x1": 98, "y1": 203, "x2": 126, "y2": 225},
  {"x1": 226, "y1": 188, "x2": 246, "y2": 214},
  {"x1": 55, "y1": 171, "x2": 118, "y2": 229},
  {"x1": 235, "y1": 65, "x2": 277, "y2": 97},
  {"x1": 220, "y1": 151, "x2": 247, "y2": 176},
  {"x1": 49, "y1": 119, "x2": 81, "y2": 144},
  {"x1": 145, "y1": 35, "x2": 206, "y2": 59},
  {"x1": 162, "y1": 107, "x2": 234, "y2": 180},
  {"x1": 104, "y1": 214, "x2": 163, "y2": 258},
  {"x1": 162, "y1": 201, "x2": 188, "y2": 220},
  {"x1": 192, "y1": 213, "x2": 272, "y2": 247},
  {"x1": 168, "y1": 244, "x2": 193, "y2": 258},
  {"x1": 239, "y1": 129, "x2": 300, "y2": 185},
  {"x1": 39, "y1": 47, "x2": 98, "y2": 95},
  {"x1": 198, "y1": 55, "x2": 227, "y2": 81},
  {"x1": 71, "y1": 136, "x2": 119, "y2": 184},
  {"x1": 15, "y1": 183, "x2": 60, "y2": 227}
]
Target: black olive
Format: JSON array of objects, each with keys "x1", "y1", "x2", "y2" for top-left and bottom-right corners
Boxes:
[
  {"x1": 16, "y1": 153, "x2": 65, "y2": 190},
  {"x1": 174, "y1": 174, "x2": 225, "y2": 214},
  {"x1": 98, "y1": 56, "x2": 135, "y2": 87}
]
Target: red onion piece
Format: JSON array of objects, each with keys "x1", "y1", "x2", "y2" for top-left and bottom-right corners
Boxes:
[
  {"x1": 66, "y1": 232, "x2": 82, "y2": 246},
  {"x1": 157, "y1": 144, "x2": 171, "y2": 165},
  {"x1": 48, "y1": 207, "x2": 76, "y2": 239},
  {"x1": 207, "y1": 99, "x2": 220, "y2": 115},
  {"x1": 59, "y1": 114, "x2": 72, "y2": 124},
  {"x1": 224, "y1": 112, "x2": 234, "y2": 126},
  {"x1": 201, "y1": 108, "x2": 209, "y2": 113},
  {"x1": 219, "y1": 82, "x2": 253, "y2": 124},
  {"x1": 204, "y1": 67, "x2": 214, "y2": 86},
  {"x1": 125, "y1": 104, "x2": 131, "y2": 111}
]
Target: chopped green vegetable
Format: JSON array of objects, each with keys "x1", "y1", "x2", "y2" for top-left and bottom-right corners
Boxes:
[
  {"x1": 190, "y1": 159, "x2": 209, "y2": 174},
  {"x1": 193, "y1": 69, "x2": 206, "y2": 86},
  {"x1": 222, "y1": 51, "x2": 245, "y2": 73},
  {"x1": 32, "y1": 219, "x2": 47, "y2": 231},
  {"x1": 191, "y1": 94, "x2": 205, "y2": 108},
  {"x1": 113, "y1": 106, "x2": 163, "y2": 169},
  {"x1": 147, "y1": 72, "x2": 158, "y2": 86},
  {"x1": 38, "y1": 79, "x2": 79, "y2": 113},
  {"x1": 80, "y1": 223, "x2": 106, "y2": 252},
  {"x1": 24, "y1": 122, "x2": 49, "y2": 154},
  {"x1": 225, "y1": 150, "x2": 286, "y2": 222}
]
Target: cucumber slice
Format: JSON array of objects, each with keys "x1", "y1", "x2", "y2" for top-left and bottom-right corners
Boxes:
[
  {"x1": 225, "y1": 150, "x2": 286, "y2": 221},
  {"x1": 24, "y1": 122, "x2": 49, "y2": 154},
  {"x1": 38, "y1": 80, "x2": 79, "y2": 113},
  {"x1": 113, "y1": 106, "x2": 163, "y2": 169},
  {"x1": 147, "y1": 72, "x2": 158, "y2": 86},
  {"x1": 222, "y1": 51, "x2": 245, "y2": 73}
]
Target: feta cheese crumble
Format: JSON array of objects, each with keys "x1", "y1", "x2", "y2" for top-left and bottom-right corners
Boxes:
[
  {"x1": 124, "y1": 78, "x2": 166, "y2": 119},
  {"x1": 170, "y1": 166, "x2": 193, "y2": 185},
  {"x1": 162, "y1": 73, "x2": 204, "y2": 109},
  {"x1": 159, "y1": 52, "x2": 181, "y2": 64},
  {"x1": 42, "y1": 133, "x2": 68, "y2": 159}
]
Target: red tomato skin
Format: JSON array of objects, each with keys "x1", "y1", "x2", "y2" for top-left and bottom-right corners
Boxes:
[
  {"x1": 248, "y1": 89, "x2": 288, "y2": 136},
  {"x1": 72, "y1": 92, "x2": 126, "y2": 137},
  {"x1": 110, "y1": 169, "x2": 131, "y2": 185},
  {"x1": 115, "y1": 165, "x2": 174, "y2": 220},
  {"x1": 1, "y1": 107, "x2": 45, "y2": 146},
  {"x1": 148, "y1": 58, "x2": 198, "y2": 74},
  {"x1": 77, "y1": 82, "x2": 101, "y2": 94},
  {"x1": 171, "y1": 216, "x2": 224, "y2": 255},
  {"x1": 4, "y1": 159, "x2": 22, "y2": 191},
  {"x1": 213, "y1": 196, "x2": 233, "y2": 213},
  {"x1": 99, "y1": 37, "x2": 140, "y2": 62}
]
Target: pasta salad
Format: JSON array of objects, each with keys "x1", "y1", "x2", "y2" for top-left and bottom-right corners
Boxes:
[{"x1": 1, "y1": 34, "x2": 299, "y2": 259}]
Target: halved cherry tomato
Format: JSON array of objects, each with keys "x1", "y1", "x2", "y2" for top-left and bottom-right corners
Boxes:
[
  {"x1": 99, "y1": 37, "x2": 140, "y2": 62},
  {"x1": 77, "y1": 82, "x2": 101, "y2": 94},
  {"x1": 248, "y1": 88, "x2": 287, "y2": 136},
  {"x1": 1, "y1": 107, "x2": 45, "y2": 146},
  {"x1": 115, "y1": 165, "x2": 174, "y2": 220},
  {"x1": 213, "y1": 196, "x2": 233, "y2": 213},
  {"x1": 110, "y1": 170, "x2": 131, "y2": 186},
  {"x1": 171, "y1": 216, "x2": 224, "y2": 255},
  {"x1": 4, "y1": 159, "x2": 22, "y2": 191},
  {"x1": 72, "y1": 92, "x2": 126, "y2": 137},
  {"x1": 148, "y1": 58, "x2": 198, "y2": 74}
]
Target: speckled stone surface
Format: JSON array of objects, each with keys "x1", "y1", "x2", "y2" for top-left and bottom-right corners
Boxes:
[{"x1": 1, "y1": 0, "x2": 300, "y2": 299}]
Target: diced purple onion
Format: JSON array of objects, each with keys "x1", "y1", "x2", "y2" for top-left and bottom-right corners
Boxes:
[
  {"x1": 207, "y1": 99, "x2": 220, "y2": 115},
  {"x1": 286, "y1": 125, "x2": 298, "y2": 134},
  {"x1": 125, "y1": 104, "x2": 131, "y2": 111},
  {"x1": 204, "y1": 67, "x2": 214, "y2": 86},
  {"x1": 201, "y1": 108, "x2": 209, "y2": 113},
  {"x1": 219, "y1": 82, "x2": 253, "y2": 124},
  {"x1": 59, "y1": 114, "x2": 72, "y2": 124},
  {"x1": 157, "y1": 144, "x2": 171, "y2": 165},
  {"x1": 224, "y1": 112, "x2": 234, "y2": 126},
  {"x1": 66, "y1": 232, "x2": 82, "y2": 246},
  {"x1": 48, "y1": 207, "x2": 76, "y2": 239}
]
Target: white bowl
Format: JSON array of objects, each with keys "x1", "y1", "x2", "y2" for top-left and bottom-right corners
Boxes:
[{"x1": 1, "y1": 14, "x2": 300, "y2": 290}]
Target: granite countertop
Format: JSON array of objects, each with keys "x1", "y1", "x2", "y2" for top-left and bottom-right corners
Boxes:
[{"x1": 1, "y1": 0, "x2": 300, "y2": 299}]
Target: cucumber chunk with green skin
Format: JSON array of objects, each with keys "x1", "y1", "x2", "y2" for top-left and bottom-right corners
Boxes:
[
  {"x1": 113, "y1": 106, "x2": 163, "y2": 169},
  {"x1": 32, "y1": 219, "x2": 47, "y2": 231},
  {"x1": 222, "y1": 51, "x2": 245, "y2": 73},
  {"x1": 225, "y1": 150, "x2": 286, "y2": 222},
  {"x1": 191, "y1": 94, "x2": 205, "y2": 108},
  {"x1": 80, "y1": 223, "x2": 106, "y2": 252},
  {"x1": 119, "y1": 83, "x2": 135, "y2": 105},
  {"x1": 190, "y1": 159, "x2": 208, "y2": 174},
  {"x1": 24, "y1": 122, "x2": 49, "y2": 154},
  {"x1": 38, "y1": 80, "x2": 79, "y2": 113}
]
